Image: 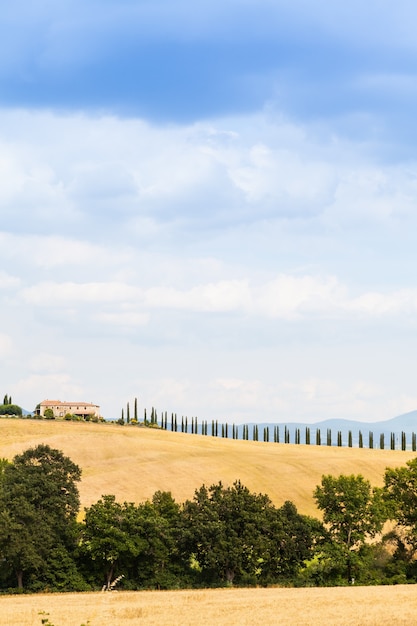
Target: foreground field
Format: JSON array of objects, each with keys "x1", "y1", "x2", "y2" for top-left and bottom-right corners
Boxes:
[
  {"x1": 1, "y1": 418, "x2": 415, "y2": 516},
  {"x1": 3, "y1": 586, "x2": 417, "y2": 626}
]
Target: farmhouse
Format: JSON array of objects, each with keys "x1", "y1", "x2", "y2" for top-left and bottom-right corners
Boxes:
[{"x1": 38, "y1": 399, "x2": 100, "y2": 420}]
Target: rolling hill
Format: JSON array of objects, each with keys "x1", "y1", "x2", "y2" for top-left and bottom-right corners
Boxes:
[{"x1": 1, "y1": 418, "x2": 416, "y2": 517}]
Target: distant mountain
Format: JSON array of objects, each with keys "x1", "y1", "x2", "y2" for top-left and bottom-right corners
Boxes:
[{"x1": 243, "y1": 410, "x2": 417, "y2": 443}]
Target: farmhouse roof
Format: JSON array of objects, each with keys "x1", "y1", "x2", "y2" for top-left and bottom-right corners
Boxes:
[{"x1": 40, "y1": 399, "x2": 100, "y2": 408}]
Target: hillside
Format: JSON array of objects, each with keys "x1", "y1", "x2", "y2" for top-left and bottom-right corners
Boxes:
[{"x1": 1, "y1": 418, "x2": 416, "y2": 517}]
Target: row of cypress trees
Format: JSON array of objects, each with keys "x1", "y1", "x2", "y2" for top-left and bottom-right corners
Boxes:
[{"x1": 120, "y1": 400, "x2": 416, "y2": 451}]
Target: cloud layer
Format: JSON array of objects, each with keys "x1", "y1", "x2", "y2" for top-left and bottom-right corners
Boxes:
[{"x1": 1, "y1": 3, "x2": 417, "y2": 422}]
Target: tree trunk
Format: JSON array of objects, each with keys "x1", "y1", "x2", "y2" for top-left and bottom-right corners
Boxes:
[
  {"x1": 225, "y1": 568, "x2": 235, "y2": 584},
  {"x1": 16, "y1": 569, "x2": 23, "y2": 590},
  {"x1": 106, "y1": 563, "x2": 115, "y2": 590}
]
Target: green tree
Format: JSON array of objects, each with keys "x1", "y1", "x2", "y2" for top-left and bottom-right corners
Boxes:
[
  {"x1": 0, "y1": 403, "x2": 22, "y2": 416},
  {"x1": 384, "y1": 458, "x2": 417, "y2": 551},
  {"x1": 180, "y1": 480, "x2": 308, "y2": 586},
  {"x1": 132, "y1": 491, "x2": 183, "y2": 589},
  {"x1": 0, "y1": 445, "x2": 81, "y2": 589},
  {"x1": 314, "y1": 474, "x2": 386, "y2": 582},
  {"x1": 81, "y1": 495, "x2": 142, "y2": 589}
]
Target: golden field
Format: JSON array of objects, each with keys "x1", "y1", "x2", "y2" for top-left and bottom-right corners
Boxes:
[
  {"x1": 2, "y1": 418, "x2": 417, "y2": 625},
  {"x1": 0, "y1": 417, "x2": 415, "y2": 516},
  {"x1": 2, "y1": 586, "x2": 417, "y2": 626}
]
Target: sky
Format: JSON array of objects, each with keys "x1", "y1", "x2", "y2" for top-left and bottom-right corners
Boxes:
[{"x1": 1, "y1": 0, "x2": 417, "y2": 423}]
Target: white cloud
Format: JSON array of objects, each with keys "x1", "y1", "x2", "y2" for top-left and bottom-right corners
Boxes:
[
  {"x1": 1, "y1": 106, "x2": 417, "y2": 423},
  {"x1": 12, "y1": 374, "x2": 84, "y2": 406},
  {"x1": 0, "y1": 334, "x2": 13, "y2": 358},
  {"x1": 0, "y1": 271, "x2": 20, "y2": 289},
  {"x1": 21, "y1": 281, "x2": 141, "y2": 305},
  {"x1": 94, "y1": 311, "x2": 149, "y2": 327},
  {"x1": 29, "y1": 352, "x2": 67, "y2": 374},
  {"x1": 17, "y1": 273, "x2": 417, "y2": 323}
]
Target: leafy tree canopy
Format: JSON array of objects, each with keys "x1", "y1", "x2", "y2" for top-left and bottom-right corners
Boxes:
[
  {"x1": 314, "y1": 473, "x2": 386, "y2": 581},
  {"x1": 384, "y1": 457, "x2": 417, "y2": 549},
  {"x1": 0, "y1": 404, "x2": 22, "y2": 416},
  {"x1": 0, "y1": 444, "x2": 81, "y2": 589}
]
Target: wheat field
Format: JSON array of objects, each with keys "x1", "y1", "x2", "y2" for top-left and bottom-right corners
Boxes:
[
  {"x1": 0, "y1": 418, "x2": 415, "y2": 516},
  {"x1": 1, "y1": 418, "x2": 417, "y2": 625},
  {"x1": 3, "y1": 586, "x2": 417, "y2": 626}
]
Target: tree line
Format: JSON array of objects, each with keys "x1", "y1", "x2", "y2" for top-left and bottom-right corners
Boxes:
[
  {"x1": 2, "y1": 444, "x2": 417, "y2": 592},
  {"x1": 1, "y1": 392, "x2": 413, "y2": 450},
  {"x1": 118, "y1": 401, "x2": 416, "y2": 451}
]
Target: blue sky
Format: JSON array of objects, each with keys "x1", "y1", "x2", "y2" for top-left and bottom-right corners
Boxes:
[{"x1": 1, "y1": 0, "x2": 417, "y2": 422}]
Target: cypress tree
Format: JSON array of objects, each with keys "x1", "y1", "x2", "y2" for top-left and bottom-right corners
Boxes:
[
  {"x1": 191, "y1": 418, "x2": 194, "y2": 434},
  {"x1": 295, "y1": 428, "x2": 300, "y2": 444},
  {"x1": 379, "y1": 432, "x2": 384, "y2": 450},
  {"x1": 391, "y1": 432, "x2": 395, "y2": 450},
  {"x1": 185, "y1": 417, "x2": 188, "y2": 433},
  {"x1": 181, "y1": 416, "x2": 184, "y2": 433},
  {"x1": 337, "y1": 430, "x2": 342, "y2": 447},
  {"x1": 144, "y1": 408, "x2": 147, "y2": 424},
  {"x1": 359, "y1": 430, "x2": 363, "y2": 448},
  {"x1": 276, "y1": 426, "x2": 280, "y2": 443},
  {"x1": 126, "y1": 402, "x2": 130, "y2": 424},
  {"x1": 316, "y1": 428, "x2": 321, "y2": 446},
  {"x1": 284, "y1": 425, "x2": 288, "y2": 444},
  {"x1": 348, "y1": 430, "x2": 352, "y2": 448},
  {"x1": 174, "y1": 413, "x2": 177, "y2": 432},
  {"x1": 211, "y1": 420, "x2": 215, "y2": 436},
  {"x1": 413, "y1": 432, "x2": 416, "y2": 452},
  {"x1": 327, "y1": 428, "x2": 332, "y2": 446},
  {"x1": 215, "y1": 420, "x2": 218, "y2": 437},
  {"x1": 401, "y1": 431, "x2": 406, "y2": 451},
  {"x1": 134, "y1": 397, "x2": 138, "y2": 421},
  {"x1": 225, "y1": 423, "x2": 228, "y2": 438},
  {"x1": 369, "y1": 431, "x2": 373, "y2": 449},
  {"x1": 121, "y1": 408, "x2": 124, "y2": 423},
  {"x1": 305, "y1": 427, "x2": 310, "y2": 445}
]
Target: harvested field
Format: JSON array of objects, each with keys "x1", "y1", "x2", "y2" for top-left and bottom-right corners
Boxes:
[
  {"x1": 0, "y1": 418, "x2": 415, "y2": 516},
  {"x1": 2, "y1": 586, "x2": 417, "y2": 626}
]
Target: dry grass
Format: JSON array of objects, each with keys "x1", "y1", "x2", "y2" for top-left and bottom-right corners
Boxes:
[
  {"x1": 3, "y1": 586, "x2": 417, "y2": 626},
  {"x1": 2, "y1": 419, "x2": 417, "y2": 624},
  {"x1": 0, "y1": 418, "x2": 415, "y2": 516}
]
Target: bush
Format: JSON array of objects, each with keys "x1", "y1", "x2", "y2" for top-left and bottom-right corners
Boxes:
[{"x1": 0, "y1": 404, "x2": 23, "y2": 416}]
